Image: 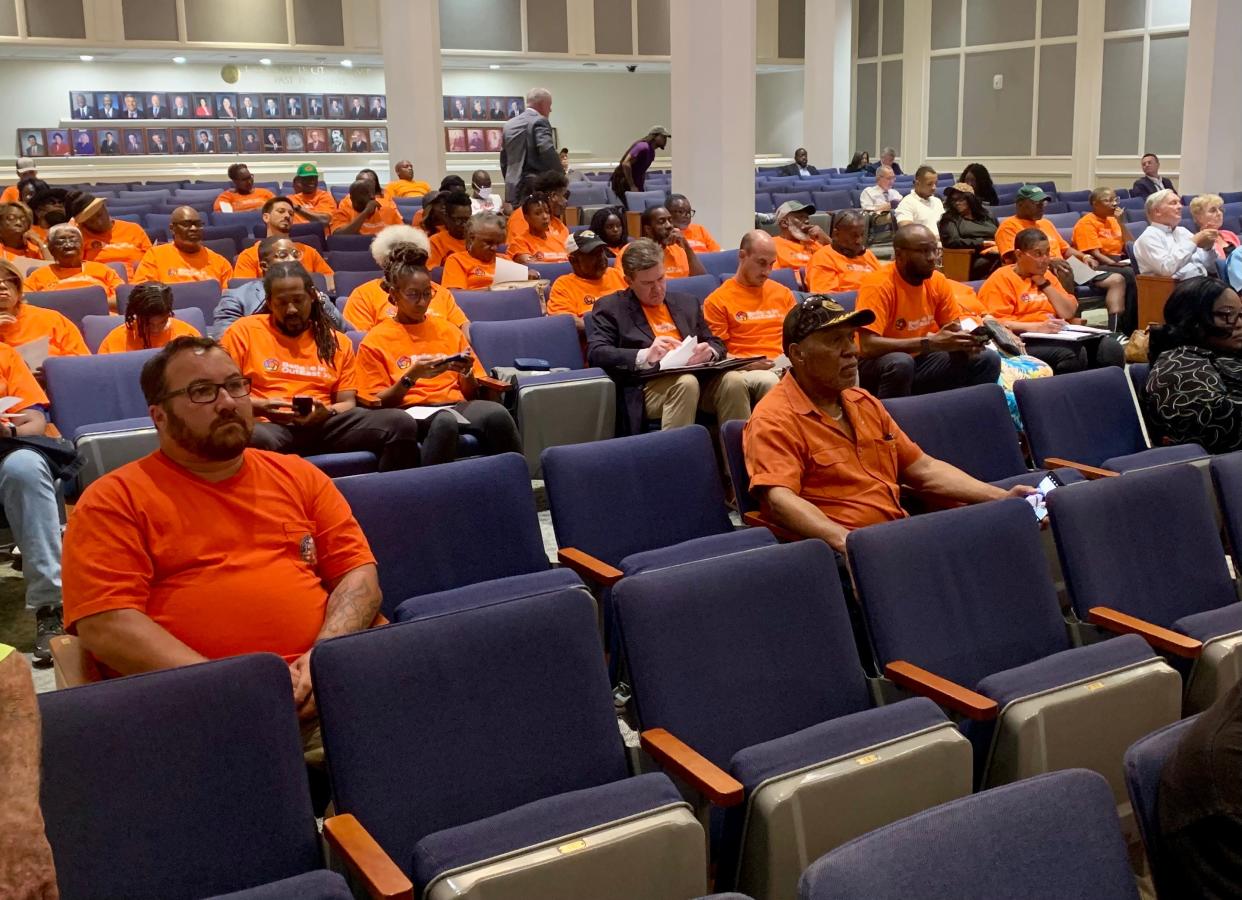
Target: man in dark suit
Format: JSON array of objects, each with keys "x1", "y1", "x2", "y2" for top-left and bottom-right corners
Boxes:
[
  {"x1": 97, "y1": 95, "x2": 118, "y2": 119},
  {"x1": 147, "y1": 94, "x2": 166, "y2": 119},
  {"x1": 369, "y1": 97, "x2": 386, "y2": 119},
  {"x1": 348, "y1": 97, "x2": 366, "y2": 118},
  {"x1": 1132, "y1": 153, "x2": 1176, "y2": 199},
  {"x1": 240, "y1": 96, "x2": 259, "y2": 119},
  {"x1": 72, "y1": 94, "x2": 94, "y2": 119},
  {"x1": 171, "y1": 95, "x2": 190, "y2": 118},
  {"x1": 500, "y1": 88, "x2": 560, "y2": 205},
  {"x1": 587, "y1": 237, "x2": 752, "y2": 435},
  {"x1": 778, "y1": 147, "x2": 819, "y2": 178}
]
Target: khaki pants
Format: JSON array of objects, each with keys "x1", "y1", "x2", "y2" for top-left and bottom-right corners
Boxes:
[{"x1": 643, "y1": 369, "x2": 772, "y2": 430}]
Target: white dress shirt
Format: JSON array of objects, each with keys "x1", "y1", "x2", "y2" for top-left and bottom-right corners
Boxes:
[
  {"x1": 860, "y1": 185, "x2": 903, "y2": 212},
  {"x1": 894, "y1": 192, "x2": 945, "y2": 234},
  {"x1": 1133, "y1": 222, "x2": 1216, "y2": 280}
]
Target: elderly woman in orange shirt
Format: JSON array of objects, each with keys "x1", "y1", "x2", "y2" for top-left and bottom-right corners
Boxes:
[
  {"x1": 23, "y1": 224, "x2": 123, "y2": 309},
  {"x1": 0, "y1": 202, "x2": 50, "y2": 262}
]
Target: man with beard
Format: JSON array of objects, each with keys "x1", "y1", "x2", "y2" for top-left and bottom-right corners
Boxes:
[
  {"x1": 217, "y1": 234, "x2": 344, "y2": 331},
  {"x1": 639, "y1": 205, "x2": 705, "y2": 278},
  {"x1": 61, "y1": 333, "x2": 383, "y2": 744}
]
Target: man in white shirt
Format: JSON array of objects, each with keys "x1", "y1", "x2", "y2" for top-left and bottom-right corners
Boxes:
[
  {"x1": 894, "y1": 166, "x2": 945, "y2": 238},
  {"x1": 860, "y1": 165, "x2": 902, "y2": 211},
  {"x1": 470, "y1": 170, "x2": 506, "y2": 215},
  {"x1": 1133, "y1": 189, "x2": 1218, "y2": 281}
]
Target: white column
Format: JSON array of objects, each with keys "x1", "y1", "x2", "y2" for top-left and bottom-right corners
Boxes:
[
  {"x1": 802, "y1": 0, "x2": 851, "y2": 168},
  {"x1": 900, "y1": 0, "x2": 931, "y2": 168},
  {"x1": 670, "y1": 0, "x2": 757, "y2": 244},
  {"x1": 1070, "y1": 0, "x2": 1105, "y2": 191},
  {"x1": 1179, "y1": 0, "x2": 1242, "y2": 194},
  {"x1": 380, "y1": 0, "x2": 445, "y2": 184}
]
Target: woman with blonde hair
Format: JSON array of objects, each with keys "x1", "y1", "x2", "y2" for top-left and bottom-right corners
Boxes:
[{"x1": 1189, "y1": 194, "x2": 1239, "y2": 260}]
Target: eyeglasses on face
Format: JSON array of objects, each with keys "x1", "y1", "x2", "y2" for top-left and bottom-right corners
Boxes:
[
  {"x1": 1212, "y1": 308, "x2": 1242, "y2": 326},
  {"x1": 157, "y1": 376, "x2": 252, "y2": 404}
]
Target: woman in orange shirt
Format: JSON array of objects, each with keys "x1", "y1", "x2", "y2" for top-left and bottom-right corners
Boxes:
[
  {"x1": 355, "y1": 253, "x2": 520, "y2": 466},
  {"x1": 23, "y1": 224, "x2": 123, "y2": 308},
  {"x1": 98, "y1": 283, "x2": 201, "y2": 354},
  {"x1": 0, "y1": 202, "x2": 50, "y2": 262},
  {"x1": 442, "y1": 212, "x2": 527, "y2": 289},
  {"x1": 589, "y1": 206, "x2": 630, "y2": 259},
  {"x1": 508, "y1": 194, "x2": 569, "y2": 265}
]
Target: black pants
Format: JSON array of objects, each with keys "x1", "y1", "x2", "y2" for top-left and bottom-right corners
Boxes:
[
  {"x1": 1025, "y1": 335, "x2": 1125, "y2": 374},
  {"x1": 252, "y1": 407, "x2": 421, "y2": 471},
  {"x1": 859, "y1": 349, "x2": 1001, "y2": 398},
  {"x1": 416, "y1": 400, "x2": 521, "y2": 466}
]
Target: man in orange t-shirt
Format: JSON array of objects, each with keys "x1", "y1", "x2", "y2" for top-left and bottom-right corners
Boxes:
[
  {"x1": 509, "y1": 193, "x2": 570, "y2": 265},
  {"x1": 69, "y1": 194, "x2": 151, "y2": 280},
  {"x1": 547, "y1": 230, "x2": 627, "y2": 330},
  {"x1": 1071, "y1": 187, "x2": 1138, "y2": 332},
  {"x1": 442, "y1": 212, "x2": 520, "y2": 290},
  {"x1": 702, "y1": 230, "x2": 796, "y2": 403},
  {"x1": 667, "y1": 194, "x2": 720, "y2": 253},
  {"x1": 288, "y1": 163, "x2": 336, "y2": 225},
  {"x1": 806, "y1": 210, "x2": 883, "y2": 294},
  {"x1": 134, "y1": 206, "x2": 234, "y2": 290},
  {"x1": 385, "y1": 160, "x2": 432, "y2": 200},
  {"x1": 23, "y1": 224, "x2": 124, "y2": 307},
  {"x1": 743, "y1": 297, "x2": 1029, "y2": 551},
  {"x1": 232, "y1": 196, "x2": 335, "y2": 291},
  {"x1": 62, "y1": 334, "x2": 381, "y2": 731},
  {"x1": 213, "y1": 163, "x2": 274, "y2": 213},
  {"x1": 0, "y1": 158, "x2": 39, "y2": 205},
  {"x1": 329, "y1": 179, "x2": 403, "y2": 236},
  {"x1": 428, "y1": 192, "x2": 471, "y2": 267},
  {"x1": 640, "y1": 205, "x2": 705, "y2": 279},
  {"x1": 856, "y1": 224, "x2": 1000, "y2": 398},
  {"x1": 772, "y1": 200, "x2": 829, "y2": 276}
]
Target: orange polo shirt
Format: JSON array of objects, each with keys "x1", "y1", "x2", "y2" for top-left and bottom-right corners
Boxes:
[
  {"x1": 232, "y1": 242, "x2": 334, "y2": 280},
  {"x1": 62, "y1": 448, "x2": 375, "y2": 663},
  {"x1": 507, "y1": 209, "x2": 569, "y2": 246},
  {"x1": 219, "y1": 314, "x2": 356, "y2": 408},
  {"x1": 289, "y1": 190, "x2": 337, "y2": 217},
  {"x1": 213, "y1": 188, "x2": 275, "y2": 213},
  {"x1": 80, "y1": 220, "x2": 151, "y2": 280},
  {"x1": 441, "y1": 251, "x2": 513, "y2": 291},
  {"x1": 1072, "y1": 213, "x2": 1126, "y2": 258},
  {"x1": 744, "y1": 377, "x2": 924, "y2": 531},
  {"x1": 546, "y1": 268, "x2": 628, "y2": 318},
  {"x1": 661, "y1": 244, "x2": 691, "y2": 279},
  {"x1": 24, "y1": 261, "x2": 123, "y2": 305},
  {"x1": 342, "y1": 278, "x2": 468, "y2": 332},
  {"x1": 0, "y1": 303, "x2": 89, "y2": 357},
  {"x1": 772, "y1": 236, "x2": 819, "y2": 270},
  {"x1": 1, "y1": 241, "x2": 45, "y2": 261},
  {"x1": 702, "y1": 277, "x2": 796, "y2": 359},
  {"x1": 856, "y1": 267, "x2": 963, "y2": 343},
  {"x1": 508, "y1": 229, "x2": 569, "y2": 264},
  {"x1": 329, "y1": 196, "x2": 402, "y2": 235},
  {"x1": 978, "y1": 266, "x2": 1059, "y2": 324},
  {"x1": 385, "y1": 179, "x2": 431, "y2": 199},
  {"x1": 134, "y1": 244, "x2": 233, "y2": 290},
  {"x1": 995, "y1": 216, "x2": 1069, "y2": 259},
  {"x1": 355, "y1": 315, "x2": 484, "y2": 406},
  {"x1": 806, "y1": 245, "x2": 884, "y2": 294},
  {"x1": 682, "y1": 223, "x2": 720, "y2": 254},
  {"x1": 641, "y1": 302, "x2": 682, "y2": 342},
  {"x1": 98, "y1": 316, "x2": 202, "y2": 354},
  {"x1": 429, "y1": 231, "x2": 467, "y2": 268}
]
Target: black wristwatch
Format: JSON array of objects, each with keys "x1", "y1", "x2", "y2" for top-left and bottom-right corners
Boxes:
[
  {"x1": 399, "y1": 375, "x2": 413, "y2": 389},
  {"x1": 6, "y1": 423, "x2": 15, "y2": 438},
  {"x1": 920, "y1": 338, "x2": 930, "y2": 354}
]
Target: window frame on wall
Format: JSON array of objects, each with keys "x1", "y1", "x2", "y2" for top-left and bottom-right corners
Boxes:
[
  {"x1": 439, "y1": 0, "x2": 669, "y2": 60},
  {"x1": 851, "y1": 0, "x2": 904, "y2": 158},
  {"x1": 924, "y1": 0, "x2": 1077, "y2": 160}
]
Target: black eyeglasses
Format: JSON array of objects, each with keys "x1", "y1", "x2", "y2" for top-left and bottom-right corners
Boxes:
[
  {"x1": 157, "y1": 377, "x2": 252, "y2": 405},
  {"x1": 1213, "y1": 308, "x2": 1242, "y2": 326}
]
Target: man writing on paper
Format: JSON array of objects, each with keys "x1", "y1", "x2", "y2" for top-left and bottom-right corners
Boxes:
[{"x1": 587, "y1": 237, "x2": 752, "y2": 433}]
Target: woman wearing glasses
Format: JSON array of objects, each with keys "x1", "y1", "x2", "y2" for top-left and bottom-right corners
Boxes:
[
  {"x1": 0, "y1": 258, "x2": 89, "y2": 368},
  {"x1": 1146, "y1": 277, "x2": 1242, "y2": 454},
  {"x1": 98, "y1": 283, "x2": 201, "y2": 354}
]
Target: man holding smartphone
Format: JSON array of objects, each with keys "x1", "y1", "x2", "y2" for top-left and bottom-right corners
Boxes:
[{"x1": 218, "y1": 260, "x2": 421, "y2": 470}]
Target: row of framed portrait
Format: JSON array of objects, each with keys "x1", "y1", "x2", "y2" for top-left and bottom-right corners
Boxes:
[
  {"x1": 17, "y1": 126, "x2": 389, "y2": 157},
  {"x1": 68, "y1": 92, "x2": 388, "y2": 121},
  {"x1": 443, "y1": 96, "x2": 527, "y2": 122}
]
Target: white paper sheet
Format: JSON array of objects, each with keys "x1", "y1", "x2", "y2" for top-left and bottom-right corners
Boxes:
[
  {"x1": 0, "y1": 396, "x2": 24, "y2": 416},
  {"x1": 405, "y1": 406, "x2": 470, "y2": 425},
  {"x1": 1063, "y1": 323, "x2": 1111, "y2": 335},
  {"x1": 16, "y1": 336, "x2": 49, "y2": 371},
  {"x1": 659, "y1": 335, "x2": 697, "y2": 370},
  {"x1": 1018, "y1": 330, "x2": 1094, "y2": 342},
  {"x1": 491, "y1": 256, "x2": 530, "y2": 285},
  {"x1": 1067, "y1": 256, "x2": 1101, "y2": 285}
]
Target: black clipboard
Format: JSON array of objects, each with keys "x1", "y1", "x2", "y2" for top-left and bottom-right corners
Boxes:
[{"x1": 636, "y1": 356, "x2": 769, "y2": 380}]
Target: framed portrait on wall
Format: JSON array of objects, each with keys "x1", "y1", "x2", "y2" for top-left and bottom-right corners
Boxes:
[
  {"x1": 445, "y1": 96, "x2": 469, "y2": 122},
  {"x1": 237, "y1": 94, "x2": 261, "y2": 120},
  {"x1": 215, "y1": 94, "x2": 238, "y2": 120},
  {"x1": 192, "y1": 95, "x2": 215, "y2": 118},
  {"x1": 346, "y1": 95, "x2": 367, "y2": 119},
  {"x1": 468, "y1": 97, "x2": 488, "y2": 121},
  {"x1": 193, "y1": 128, "x2": 215, "y2": 153},
  {"x1": 367, "y1": 96, "x2": 386, "y2": 119},
  {"x1": 466, "y1": 128, "x2": 485, "y2": 152},
  {"x1": 445, "y1": 127, "x2": 466, "y2": 153},
  {"x1": 122, "y1": 129, "x2": 145, "y2": 155},
  {"x1": 94, "y1": 92, "x2": 121, "y2": 120},
  {"x1": 145, "y1": 129, "x2": 170, "y2": 155},
  {"x1": 283, "y1": 95, "x2": 304, "y2": 119},
  {"x1": 216, "y1": 127, "x2": 238, "y2": 154},
  {"x1": 506, "y1": 97, "x2": 524, "y2": 118},
  {"x1": 284, "y1": 127, "x2": 305, "y2": 152},
  {"x1": 144, "y1": 93, "x2": 168, "y2": 119},
  {"x1": 261, "y1": 95, "x2": 282, "y2": 119},
  {"x1": 47, "y1": 130, "x2": 71, "y2": 156},
  {"x1": 484, "y1": 126, "x2": 503, "y2": 152},
  {"x1": 18, "y1": 130, "x2": 46, "y2": 157},
  {"x1": 305, "y1": 127, "x2": 328, "y2": 152},
  {"x1": 262, "y1": 128, "x2": 283, "y2": 152},
  {"x1": 170, "y1": 128, "x2": 193, "y2": 155},
  {"x1": 168, "y1": 93, "x2": 192, "y2": 119},
  {"x1": 328, "y1": 127, "x2": 347, "y2": 152},
  {"x1": 348, "y1": 128, "x2": 369, "y2": 152},
  {"x1": 96, "y1": 128, "x2": 121, "y2": 156},
  {"x1": 72, "y1": 129, "x2": 96, "y2": 156},
  {"x1": 240, "y1": 128, "x2": 261, "y2": 153},
  {"x1": 326, "y1": 95, "x2": 346, "y2": 119},
  {"x1": 69, "y1": 92, "x2": 96, "y2": 119},
  {"x1": 305, "y1": 95, "x2": 326, "y2": 119},
  {"x1": 369, "y1": 128, "x2": 388, "y2": 151},
  {"x1": 487, "y1": 97, "x2": 506, "y2": 121}
]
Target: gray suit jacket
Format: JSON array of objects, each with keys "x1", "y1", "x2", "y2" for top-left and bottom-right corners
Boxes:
[{"x1": 500, "y1": 108, "x2": 559, "y2": 202}]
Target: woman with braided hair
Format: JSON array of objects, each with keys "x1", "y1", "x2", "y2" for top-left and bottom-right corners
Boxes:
[
  {"x1": 340, "y1": 224, "x2": 470, "y2": 336},
  {"x1": 97, "y1": 282, "x2": 201, "y2": 354}
]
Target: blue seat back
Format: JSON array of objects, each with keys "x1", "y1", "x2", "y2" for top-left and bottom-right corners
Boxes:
[
  {"x1": 670, "y1": 273, "x2": 721, "y2": 304},
  {"x1": 617, "y1": 541, "x2": 870, "y2": 769},
  {"x1": 770, "y1": 191, "x2": 814, "y2": 209},
  {"x1": 698, "y1": 249, "x2": 741, "y2": 277},
  {"x1": 531, "y1": 260, "x2": 573, "y2": 281},
  {"x1": 719, "y1": 418, "x2": 757, "y2": 513},
  {"x1": 1048, "y1": 463, "x2": 1236, "y2": 626},
  {"x1": 116, "y1": 280, "x2": 223, "y2": 324},
  {"x1": 451, "y1": 287, "x2": 542, "y2": 321},
  {"x1": 325, "y1": 233, "x2": 375, "y2": 253},
  {"x1": 625, "y1": 189, "x2": 666, "y2": 213},
  {"x1": 312, "y1": 588, "x2": 627, "y2": 878},
  {"x1": 765, "y1": 267, "x2": 800, "y2": 290},
  {"x1": 848, "y1": 499, "x2": 1067, "y2": 688},
  {"x1": 334, "y1": 454, "x2": 551, "y2": 616},
  {"x1": 1014, "y1": 367, "x2": 1145, "y2": 468},
  {"x1": 39, "y1": 655, "x2": 322, "y2": 899},
  {"x1": 883, "y1": 384, "x2": 1027, "y2": 483},
  {"x1": 25, "y1": 286, "x2": 109, "y2": 330},
  {"x1": 542, "y1": 424, "x2": 734, "y2": 565},
  {"x1": 209, "y1": 210, "x2": 263, "y2": 229},
  {"x1": 82, "y1": 307, "x2": 205, "y2": 353},
  {"x1": 1125, "y1": 717, "x2": 1198, "y2": 898},
  {"x1": 334, "y1": 270, "x2": 378, "y2": 302},
  {"x1": 202, "y1": 238, "x2": 237, "y2": 264},
  {"x1": 470, "y1": 315, "x2": 587, "y2": 371},
  {"x1": 1211, "y1": 451, "x2": 1242, "y2": 557},
  {"x1": 325, "y1": 249, "x2": 379, "y2": 271},
  {"x1": 797, "y1": 770, "x2": 1139, "y2": 900},
  {"x1": 811, "y1": 190, "x2": 854, "y2": 211},
  {"x1": 45, "y1": 348, "x2": 159, "y2": 436}
]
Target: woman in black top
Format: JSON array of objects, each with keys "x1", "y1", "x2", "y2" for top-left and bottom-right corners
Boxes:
[
  {"x1": 939, "y1": 183, "x2": 1001, "y2": 280},
  {"x1": 844, "y1": 150, "x2": 870, "y2": 173},
  {"x1": 959, "y1": 163, "x2": 999, "y2": 206},
  {"x1": 1147, "y1": 277, "x2": 1242, "y2": 454}
]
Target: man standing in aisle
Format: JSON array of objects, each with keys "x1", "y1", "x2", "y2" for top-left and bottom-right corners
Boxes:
[{"x1": 500, "y1": 88, "x2": 559, "y2": 206}]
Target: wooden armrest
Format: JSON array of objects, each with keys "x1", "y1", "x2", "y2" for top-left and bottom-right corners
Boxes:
[
  {"x1": 1041, "y1": 457, "x2": 1119, "y2": 479},
  {"x1": 742, "y1": 510, "x2": 805, "y2": 542},
  {"x1": 640, "y1": 727, "x2": 744, "y2": 807},
  {"x1": 323, "y1": 814, "x2": 414, "y2": 900},
  {"x1": 557, "y1": 547, "x2": 623, "y2": 587},
  {"x1": 1088, "y1": 606, "x2": 1203, "y2": 658},
  {"x1": 884, "y1": 660, "x2": 998, "y2": 721},
  {"x1": 50, "y1": 634, "x2": 103, "y2": 689},
  {"x1": 940, "y1": 247, "x2": 975, "y2": 282},
  {"x1": 475, "y1": 375, "x2": 513, "y2": 393}
]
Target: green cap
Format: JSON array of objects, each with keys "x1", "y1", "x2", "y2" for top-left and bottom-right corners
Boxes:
[
  {"x1": 295, "y1": 163, "x2": 319, "y2": 178},
  {"x1": 1015, "y1": 184, "x2": 1048, "y2": 202}
]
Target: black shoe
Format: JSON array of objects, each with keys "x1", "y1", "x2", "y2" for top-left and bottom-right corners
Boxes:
[{"x1": 33, "y1": 605, "x2": 63, "y2": 667}]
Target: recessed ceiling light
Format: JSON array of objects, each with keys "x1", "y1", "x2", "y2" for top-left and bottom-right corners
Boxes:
[
  {"x1": 340, "y1": 59, "x2": 353, "y2": 68},
  {"x1": 79, "y1": 55, "x2": 94, "y2": 62},
  {"x1": 489, "y1": 64, "x2": 501, "y2": 70},
  {"x1": 172, "y1": 56, "x2": 186, "y2": 64},
  {"x1": 259, "y1": 58, "x2": 272, "y2": 66}
]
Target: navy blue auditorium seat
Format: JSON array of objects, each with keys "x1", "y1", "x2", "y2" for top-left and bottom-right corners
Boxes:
[
  {"x1": 117, "y1": 280, "x2": 224, "y2": 326},
  {"x1": 81, "y1": 307, "x2": 206, "y2": 353},
  {"x1": 325, "y1": 249, "x2": 380, "y2": 271},
  {"x1": 325, "y1": 233, "x2": 375, "y2": 253},
  {"x1": 698, "y1": 249, "x2": 741, "y2": 277},
  {"x1": 25, "y1": 286, "x2": 109, "y2": 330},
  {"x1": 1124, "y1": 717, "x2": 1199, "y2": 899},
  {"x1": 450, "y1": 286, "x2": 543, "y2": 321}
]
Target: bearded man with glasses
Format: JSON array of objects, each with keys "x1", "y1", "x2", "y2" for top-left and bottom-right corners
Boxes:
[{"x1": 62, "y1": 335, "x2": 380, "y2": 750}]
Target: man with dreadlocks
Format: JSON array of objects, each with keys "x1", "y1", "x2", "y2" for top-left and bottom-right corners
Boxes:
[
  {"x1": 212, "y1": 236, "x2": 346, "y2": 335},
  {"x1": 98, "y1": 282, "x2": 202, "y2": 354},
  {"x1": 218, "y1": 261, "x2": 421, "y2": 470}
]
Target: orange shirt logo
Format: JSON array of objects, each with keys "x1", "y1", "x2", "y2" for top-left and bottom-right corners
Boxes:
[
  {"x1": 893, "y1": 315, "x2": 935, "y2": 333},
  {"x1": 262, "y1": 357, "x2": 279, "y2": 372},
  {"x1": 299, "y1": 534, "x2": 317, "y2": 565},
  {"x1": 470, "y1": 267, "x2": 485, "y2": 277},
  {"x1": 397, "y1": 355, "x2": 411, "y2": 369},
  {"x1": 734, "y1": 309, "x2": 784, "y2": 323}
]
